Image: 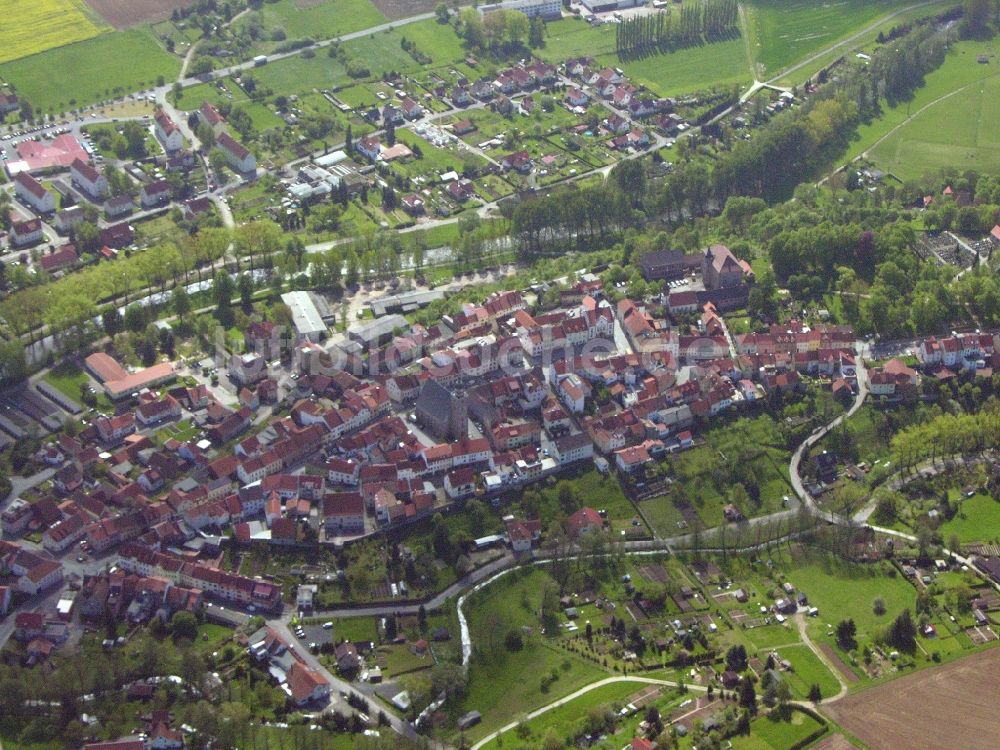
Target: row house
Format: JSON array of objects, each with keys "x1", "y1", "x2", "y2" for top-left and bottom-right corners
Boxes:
[
  {"x1": 552, "y1": 432, "x2": 594, "y2": 465},
  {"x1": 237, "y1": 448, "x2": 283, "y2": 485},
  {"x1": 325, "y1": 457, "x2": 360, "y2": 485},
  {"x1": 919, "y1": 333, "x2": 995, "y2": 368},
  {"x1": 0, "y1": 542, "x2": 64, "y2": 595},
  {"x1": 136, "y1": 394, "x2": 181, "y2": 428},
  {"x1": 323, "y1": 492, "x2": 365, "y2": 534},
  {"x1": 491, "y1": 419, "x2": 541, "y2": 451},
  {"x1": 444, "y1": 467, "x2": 477, "y2": 499},
  {"x1": 42, "y1": 511, "x2": 89, "y2": 553},
  {"x1": 85, "y1": 512, "x2": 146, "y2": 554}
]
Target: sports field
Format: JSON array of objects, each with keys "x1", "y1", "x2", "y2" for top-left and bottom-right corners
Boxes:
[
  {"x1": 0, "y1": 0, "x2": 107, "y2": 64},
  {"x1": 0, "y1": 29, "x2": 179, "y2": 113}
]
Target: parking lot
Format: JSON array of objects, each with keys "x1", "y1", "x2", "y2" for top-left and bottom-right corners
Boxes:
[{"x1": 292, "y1": 621, "x2": 337, "y2": 652}]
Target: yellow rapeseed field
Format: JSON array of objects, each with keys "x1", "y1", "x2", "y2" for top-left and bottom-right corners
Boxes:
[{"x1": 0, "y1": 0, "x2": 108, "y2": 65}]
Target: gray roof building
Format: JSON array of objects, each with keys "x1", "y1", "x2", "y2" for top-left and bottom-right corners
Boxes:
[
  {"x1": 347, "y1": 313, "x2": 408, "y2": 347},
  {"x1": 281, "y1": 291, "x2": 327, "y2": 342}
]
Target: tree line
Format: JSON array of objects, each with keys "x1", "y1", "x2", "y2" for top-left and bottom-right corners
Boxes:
[{"x1": 615, "y1": 0, "x2": 738, "y2": 60}]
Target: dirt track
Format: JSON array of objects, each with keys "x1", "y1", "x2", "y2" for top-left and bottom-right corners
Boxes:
[
  {"x1": 823, "y1": 647, "x2": 1000, "y2": 750},
  {"x1": 86, "y1": 0, "x2": 195, "y2": 28}
]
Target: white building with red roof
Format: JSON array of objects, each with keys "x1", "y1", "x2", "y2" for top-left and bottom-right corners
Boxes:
[
  {"x1": 14, "y1": 171, "x2": 55, "y2": 213},
  {"x1": 217, "y1": 132, "x2": 256, "y2": 174},
  {"x1": 154, "y1": 110, "x2": 184, "y2": 152},
  {"x1": 70, "y1": 157, "x2": 108, "y2": 198}
]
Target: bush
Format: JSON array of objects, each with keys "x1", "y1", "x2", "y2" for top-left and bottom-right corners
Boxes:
[
  {"x1": 505, "y1": 630, "x2": 524, "y2": 652},
  {"x1": 346, "y1": 60, "x2": 370, "y2": 79}
]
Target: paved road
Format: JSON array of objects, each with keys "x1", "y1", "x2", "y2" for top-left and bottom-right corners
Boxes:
[
  {"x1": 793, "y1": 612, "x2": 848, "y2": 702},
  {"x1": 268, "y1": 619, "x2": 420, "y2": 740},
  {"x1": 789, "y1": 356, "x2": 869, "y2": 520},
  {"x1": 291, "y1": 553, "x2": 514, "y2": 621},
  {"x1": 469, "y1": 675, "x2": 708, "y2": 750}
]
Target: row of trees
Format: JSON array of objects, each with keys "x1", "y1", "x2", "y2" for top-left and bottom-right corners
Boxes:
[
  {"x1": 615, "y1": 0, "x2": 738, "y2": 59},
  {"x1": 890, "y1": 401, "x2": 1000, "y2": 471}
]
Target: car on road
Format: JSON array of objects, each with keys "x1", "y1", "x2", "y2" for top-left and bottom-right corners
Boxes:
[{"x1": 322, "y1": 622, "x2": 333, "y2": 629}]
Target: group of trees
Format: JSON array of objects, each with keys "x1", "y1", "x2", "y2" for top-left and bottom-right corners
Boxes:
[
  {"x1": 87, "y1": 122, "x2": 148, "y2": 161},
  {"x1": 509, "y1": 181, "x2": 637, "y2": 257},
  {"x1": 616, "y1": 0, "x2": 738, "y2": 59},
  {"x1": 456, "y1": 7, "x2": 532, "y2": 55}
]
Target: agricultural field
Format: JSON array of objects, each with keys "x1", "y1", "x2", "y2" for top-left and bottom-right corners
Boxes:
[
  {"x1": 744, "y1": 0, "x2": 918, "y2": 80},
  {"x1": 0, "y1": 0, "x2": 107, "y2": 64},
  {"x1": 0, "y1": 28, "x2": 178, "y2": 113},
  {"x1": 258, "y1": 0, "x2": 386, "y2": 39},
  {"x1": 824, "y1": 647, "x2": 1000, "y2": 750},
  {"x1": 85, "y1": 0, "x2": 195, "y2": 29}
]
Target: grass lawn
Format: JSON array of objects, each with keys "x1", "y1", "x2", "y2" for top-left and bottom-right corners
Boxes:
[
  {"x1": 653, "y1": 414, "x2": 794, "y2": 532},
  {"x1": 43, "y1": 361, "x2": 111, "y2": 411},
  {"x1": 0, "y1": 29, "x2": 179, "y2": 113},
  {"x1": 0, "y1": 0, "x2": 107, "y2": 64},
  {"x1": 789, "y1": 552, "x2": 915, "y2": 644},
  {"x1": 729, "y1": 709, "x2": 826, "y2": 750},
  {"x1": 252, "y1": 53, "x2": 351, "y2": 96},
  {"x1": 462, "y1": 642, "x2": 606, "y2": 741},
  {"x1": 259, "y1": 0, "x2": 386, "y2": 39},
  {"x1": 476, "y1": 681, "x2": 646, "y2": 750},
  {"x1": 392, "y1": 129, "x2": 485, "y2": 179},
  {"x1": 743, "y1": 623, "x2": 800, "y2": 651},
  {"x1": 773, "y1": 643, "x2": 842, "y2": 700},
  {"x1": 598, "y1": 38, "x2": 751, "y2": 97},
  {"x1": 327, "y1": 617, "x2": 378, "y2": 643},
  {"x1": 938, "y1": 492, "x2": 1000, "y2": 545},
  {"x1": 459, "y1": 567, "x2": 609, "y2": 741},
  {"x1": 744, "y1": 0, "x2": 916, "y2": 80},
  {"x1": 536, "y1": 17, "x2": 751, "y2": 96},
  {"x1": 600, "y1": 39, "x2": 750, "y2": 96},
  {"x1": 537, "y1": 17, "x2": 617, "y2": 61},
  {"x1": 845, "y1": 37, "x2": 1000, "y2": 178},
  {"x1": 343, "y1": 20, "x2": 466, "y2": 73}
]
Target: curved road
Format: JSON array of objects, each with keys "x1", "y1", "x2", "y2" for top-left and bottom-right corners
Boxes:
[
  {"x1": 788, "y1": 357, "x2": 869, "y2": 520},
  {"x1": 793, "y1": 612, "x2": 849, "y2": 702},
  {"x1": 469, "y1": 676, "x2": 708, "y2": 750}
]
